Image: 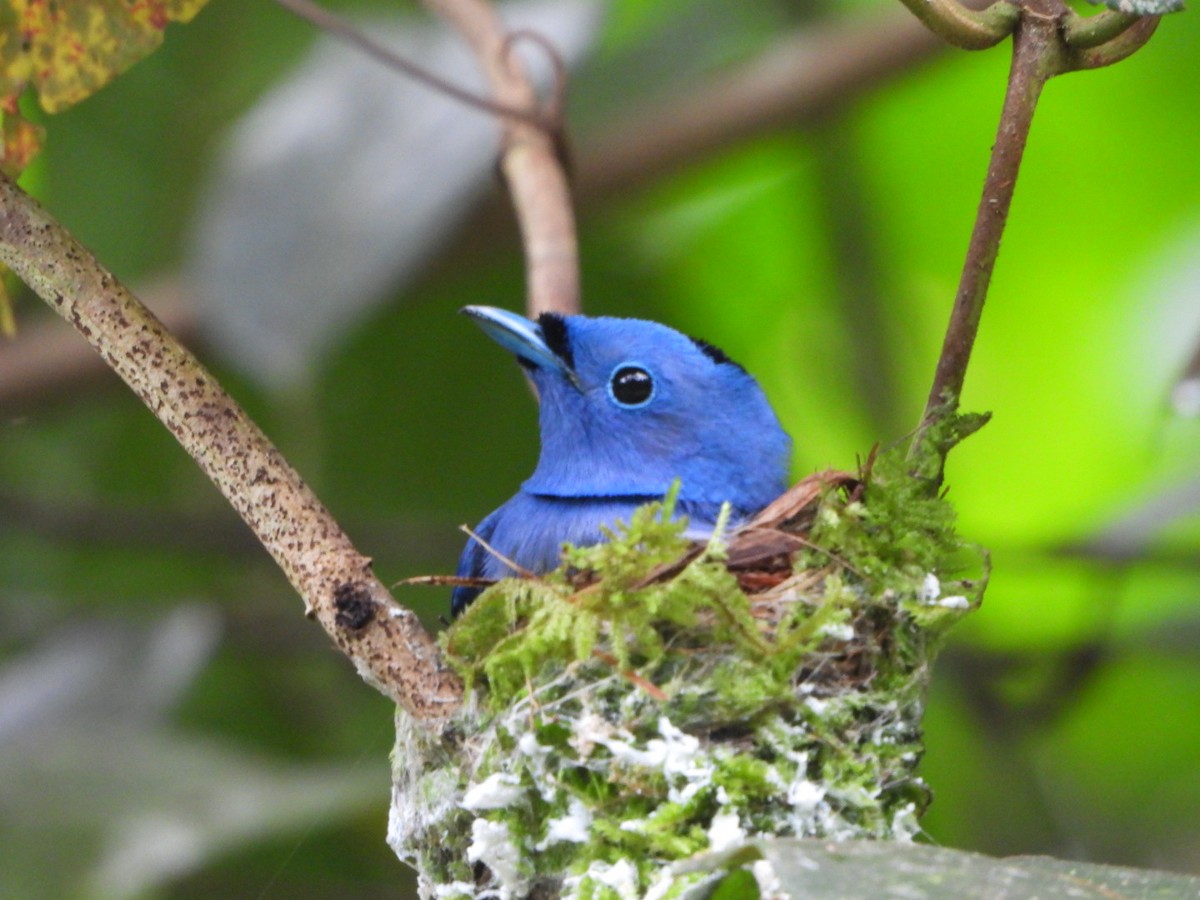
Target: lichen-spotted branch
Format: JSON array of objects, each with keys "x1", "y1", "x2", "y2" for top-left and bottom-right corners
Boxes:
[{"x1": 0, "y1": 173, "x2": 463, "y2": 724}]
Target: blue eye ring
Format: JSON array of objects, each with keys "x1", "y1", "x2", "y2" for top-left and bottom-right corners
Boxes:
[{"x1": 607, "y1": 362, "x2": 655, "y2": 408}]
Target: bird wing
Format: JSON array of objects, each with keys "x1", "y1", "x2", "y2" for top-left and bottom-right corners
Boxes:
[{"x1": 452, "y1": 495, "x2": 737, "y2": 616}]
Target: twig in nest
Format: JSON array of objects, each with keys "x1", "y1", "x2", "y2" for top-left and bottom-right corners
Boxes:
[
  {"x1": 593, "y1": 650, "x2": 669, "y2": 701},
  {"x1": 460, "y1": 523, "x2": 538, "y2": 579}
]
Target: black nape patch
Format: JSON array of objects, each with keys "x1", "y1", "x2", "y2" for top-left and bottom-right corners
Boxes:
[
  {"x1": 537, "y1": 312, "x2": 574, "y2": 369},
  {"x1": 687, "y1": 335, "x2": 747, "y2": 373}
]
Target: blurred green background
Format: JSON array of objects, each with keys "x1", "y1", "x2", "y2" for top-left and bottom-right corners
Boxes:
[{"x1": 1, "y1": 0, "x2": 1198, "y2": 896}]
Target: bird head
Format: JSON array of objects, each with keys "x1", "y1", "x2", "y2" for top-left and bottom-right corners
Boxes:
[{"x1": 462, "y1": 306, "x2": 792, "y2": 515}]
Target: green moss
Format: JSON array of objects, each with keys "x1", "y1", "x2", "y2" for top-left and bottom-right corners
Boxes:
[{"x1": 397, "y1": 433, "x2": 988, "y2": 899}]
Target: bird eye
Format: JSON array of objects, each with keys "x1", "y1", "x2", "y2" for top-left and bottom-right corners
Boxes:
[{"x1": 608, "y1": 365, "x2": 654, "y2": 408}]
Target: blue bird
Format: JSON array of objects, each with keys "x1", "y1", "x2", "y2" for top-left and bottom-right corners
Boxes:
[{"x1": 452, "y1": 306, "x2": 792, "y2": 615}]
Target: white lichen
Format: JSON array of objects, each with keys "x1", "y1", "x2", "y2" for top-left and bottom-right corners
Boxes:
[
  {"x1": 570, "y1": 859, "x2": 640, "y2": 900},
  {"x1": 433, "y1": 882, "x2": 477, "y2": 900},
  {"x1": 818, "y1": 620, "x2": 855, "y2": 641},
  {"x1": 752, "y1": 858, "x2": 787, "y2": 899},
  {"x1": 891, "y1": 801, "x2": 921, "y2": 841},
  {"x1": 536, "y1": 798, "x2": 592, "y2": 849},
  {"x1": 920, "y1": 572, "x2": 941, "y2": 601},
  {"x1": 706, "y1": 812, "x2": 746, "y2": 852},
  {"x1": 461, "y1": 773, "x2": 524, "y2": 811},
  {"x1": 466, "y1": 819, "x2": 525, "y2": 899},
  {"x1": 787, "y1": 778, "x2": 826, "y2": 814}
]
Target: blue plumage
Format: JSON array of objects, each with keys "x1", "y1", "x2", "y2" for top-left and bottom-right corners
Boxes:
[{"x1": 452, "y1": 307, "x2": 792, "y2": 615}]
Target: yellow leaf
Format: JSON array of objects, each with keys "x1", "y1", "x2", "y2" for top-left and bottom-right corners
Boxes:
[
  {"x1": 1, "y1": 92, "x2": 45, "y2": 175},
  {"x1": 0, "y1": 274, "x2": 14, "y2": 338},
  {"x1": 0, "y1": 0, "x2": 211, "y2": 115}
]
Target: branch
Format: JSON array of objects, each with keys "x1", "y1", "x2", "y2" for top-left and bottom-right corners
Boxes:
[
  {"x1": 1062, "y1": 8, "x2": 1141, "y2": 49},
  {"x1": 576, "y1": 8, "x2": 954, "y2": 202},
  {"x1": 892, "y1": 0, "x2": 1019, "y2": 49},
  {"x1": 0, "y1": 174, "x2": 463, "y2": 725},
  {"x1": 918, "y1": 7, "x2": 1058, "y2": 433},
  {"x1": 420, "y1": 0, "x2": 580, "y2": 317},
  {"x1": 411, "y1": 8, "x2": 967, "y2": 297},
  {"x1": 1068, "y1": 14, "x2": 1159, "y2": 69},
  {"x1": 910, "y1": 0, "x2": 1161, "y2": 472},
  {"x1": 273, "y1": 0, "x2": 548, "y2": 129}
]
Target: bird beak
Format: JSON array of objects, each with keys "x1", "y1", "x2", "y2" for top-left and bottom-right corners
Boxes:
[{"x1": 461, "y1": 306, "x2": 582, "y2": 388}]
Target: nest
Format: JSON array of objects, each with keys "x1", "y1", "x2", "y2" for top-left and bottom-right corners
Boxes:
[{"x1": 390, "y1": 451, "x2": 985, "y2": 900}]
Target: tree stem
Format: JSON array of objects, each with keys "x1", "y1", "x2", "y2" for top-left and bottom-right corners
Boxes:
[
  {"x1": 0, "y1": 174, "x2": 463, "y2": 724},
  {"x1": 892, "y1": 0, "x2": 1019, "y2": 49},
  {"x1": 912, "y1": 0, "x2": 1161, "y2": 468},
  {"x1": 421, "y1": 0, "x2": 581, "y2": 317},
  {"x1": 919, "y1": 11, "x2": 1054, "y2": 430}
]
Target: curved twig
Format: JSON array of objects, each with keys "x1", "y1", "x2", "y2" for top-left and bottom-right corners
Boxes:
[
  {"x1": 273, "y1": 0, "x2": 547, "y2": 129},
  {"x1": 503, "y1": 29, "x2": 570, "y2": 130},
  {"x1": 502, "y1": 28, "x2": 573, "y2": 177},
  {"x1": 893, "y1": 0, "x2": 1020, "y2": 49},
  {"x1": 1062, "y1": 8, "x2": 1142, "y2": 49},
  {"x1": 0, "y1": 174, "x2": 464, "y2": 725},
  {"x1": 421, "y1": 0, "x2": 581, "y2": 317},
  {"x1": 1068, "y1": 14, "x2": 1160, "y2": 69}
]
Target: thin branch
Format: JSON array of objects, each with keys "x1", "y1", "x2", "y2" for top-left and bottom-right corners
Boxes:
[
  {"x1": 918, "y1": 7, "x2": 1059, "y2": 434},
  {"x1": 892, "y1": 0, "x2": 1020, "y2": 49},
  {"x1": 421, "y1": 0, "x2": 580, "y2": 317},
  {"x1": 576, "y1": 8, "x2": 953, "y2": 203},
  {"x1": 460, "y1": 522, "x2": 537, "y2": 579},
  {"x1": 909, "y1": 0, "x2": 1164, "y2": 476},
  {"x1": 1068, "y1": 14, "x2": 1159, "y2": 69},
  {"x1": 0, "y1": 174, "x2": 463, "y2": 725},
  {"x1": 272, "y1": 0, "x2": 546, "y2": 128},
  {"x1": 504, "y1": 29, "x2": 569, "y2": 127},
  {"x1": 1061, "y1": 8, "x2": 1141, "y2": 49}
]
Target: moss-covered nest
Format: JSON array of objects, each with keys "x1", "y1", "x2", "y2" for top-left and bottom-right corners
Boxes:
[{"x1": 389, "y1": 443, "x2": 987, "y2": 900}]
